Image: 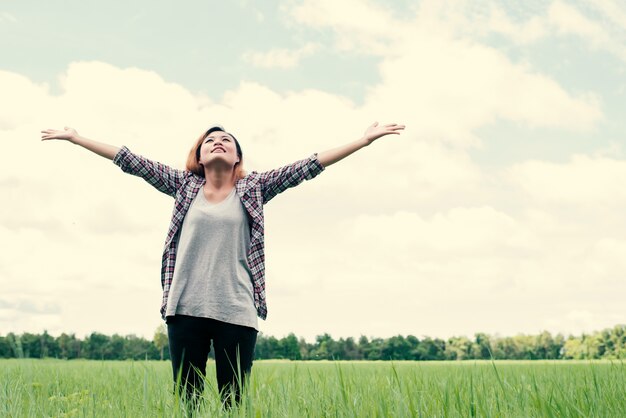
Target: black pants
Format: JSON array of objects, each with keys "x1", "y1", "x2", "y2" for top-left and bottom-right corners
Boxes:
[{"x1": 167, "y1": 315, "x2": 257, "y2": 404}]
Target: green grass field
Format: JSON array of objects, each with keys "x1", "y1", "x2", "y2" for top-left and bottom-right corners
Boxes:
[{"x1": 1, "y1": 359, "x2": 625, "y2": 417}]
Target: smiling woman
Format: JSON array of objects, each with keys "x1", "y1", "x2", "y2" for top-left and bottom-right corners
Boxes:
[
  {"x1": 186, "y1": 126, "x2": 246, "y2": 181},
  {"x1": 40, "y1": 121, "x2": 404, "y2": 407}
]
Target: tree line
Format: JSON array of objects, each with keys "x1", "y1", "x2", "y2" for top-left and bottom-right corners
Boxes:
[{"x1": 1, "y1": 324, "x2": 625, "y2": 361}]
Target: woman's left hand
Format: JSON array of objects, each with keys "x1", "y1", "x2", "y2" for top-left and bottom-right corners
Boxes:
[
  {"x1": 362, "y1": 122, "x2": 405, "y2": 145},
  {"x1": 317, "y1": 121, "x2": 406, "y2": 167}
]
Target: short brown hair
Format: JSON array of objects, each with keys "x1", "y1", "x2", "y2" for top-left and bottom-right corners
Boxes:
[{"x1": 186, "y1": 127, "x2": 245, "y2": 179}]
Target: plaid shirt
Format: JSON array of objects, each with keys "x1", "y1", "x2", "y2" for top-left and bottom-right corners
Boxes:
[{"x1": 113, "y1": 146, "x2": 324, "y2": 320}]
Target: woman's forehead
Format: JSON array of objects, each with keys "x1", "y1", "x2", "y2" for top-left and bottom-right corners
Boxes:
[{"x1": 205, "y1": 131, "x2": 233, "y2": 139}]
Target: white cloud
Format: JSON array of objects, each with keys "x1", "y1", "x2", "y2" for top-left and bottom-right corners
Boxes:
[
  {"x1": 409, "y1": 0, "x2": 626, "y2": 62},
  {"x1": 510, "y1": 154, "x2": 626, "y2": 204},
  {"x1": 0, "y1": 11, "x2": 17, "y2": 23},
  {"x1": 548, "y1": 1, "x2": 626, "y2": 62},
  {"x1": 265, "y1": 203, "x2": 626, "y2": 339},
  {"x1": 242, "y1": 43, "x2": 319, "y2": 69},
  {"x1": 484, "y1": 8, "x2": 548, "y2": 44},
  {"x1": 286, "y1": 0, "x2": 602, "y2": 148},
  {"x1": 588, "y1": 0, "x2": 626, "y2": 30},
  {"x1": 549, "y1": 1, "x2": 610, "y2": 45},
  {"x1": 543, "y1": 310, "x2": 626, "y2": 336},
  {"x1": 238, "y1": 0, "x2": 266, "y2": 22},
  {"x1": 348, "y1": 208, "x2": 523, "y2": 255},
  {"x1": 363, "y1": 35, "x2": 601, "y2": 144},
  {"x1": 450, "y1": 0, "x2": 626, "y2": 63},
  {"x1": 288, "y1": 0, "x2": 400, "y2": 55},
  {"x1": 0, "y1": 71, "x2": 51, "y2": 130}
]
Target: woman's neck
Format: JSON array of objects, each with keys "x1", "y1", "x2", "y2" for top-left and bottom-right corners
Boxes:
[{"x1": 203, "y1": 166, "x2": 236, "y2": 191}]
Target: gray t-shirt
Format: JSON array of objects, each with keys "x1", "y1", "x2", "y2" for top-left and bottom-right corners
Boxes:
[{"x1": 165, "y1": 187, "x2": 258, "y2": 330}]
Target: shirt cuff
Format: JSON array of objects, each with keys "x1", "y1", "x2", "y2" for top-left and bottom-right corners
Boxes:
[
  {"x1": 310, "y1": 153, "x2": 325, "y2": 175},
  {"x1": 112, "y1": 146, "x2": 130, "y2": 167}
]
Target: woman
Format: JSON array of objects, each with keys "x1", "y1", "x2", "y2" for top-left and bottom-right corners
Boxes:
[{"x1": 41, "y1": 122, "x2": 405, "y2": 404}]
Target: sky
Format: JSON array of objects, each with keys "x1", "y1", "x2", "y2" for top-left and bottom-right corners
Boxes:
[{"x1": 1, "y1": 0, "x2": 626, "y2": 342}]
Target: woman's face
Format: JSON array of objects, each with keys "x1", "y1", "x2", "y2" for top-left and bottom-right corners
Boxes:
[{"x1": 198, "y1": 131, "x2": 240, "y2": 169}]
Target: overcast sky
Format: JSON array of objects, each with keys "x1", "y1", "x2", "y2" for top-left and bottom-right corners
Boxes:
[{"x1": 1, "y1": 0, "x2": 626, "y2": 342}]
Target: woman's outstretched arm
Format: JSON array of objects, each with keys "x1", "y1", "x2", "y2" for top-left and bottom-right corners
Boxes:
[
  {"x1": 317, "y1": 122, "x2": 405, "y2": 168},
  {"x1": 258, "y1": 122, "x2": 404, "y2": 202},
  {"x1": 41, "y1": 127, "x2": 120, "y2": 160},
  {"x1": 41, "y1": 126, "x2": 184, "y2": 196}
]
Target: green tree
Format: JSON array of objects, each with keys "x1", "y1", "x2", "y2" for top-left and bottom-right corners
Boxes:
[
  {"x1": 511, "y1": 335, "x2": 536, "y2": 360},
  {"x1": 312, "y1": 333, "x2": 333, "y2": 360},
  {"x1": 363, "y1": 338, "x2": 384, "y2": 360},
  {"x1": 153, "y1": 324, "x2": 168, "y2": 360},
  {"x1": 20, "y1": 333, "x2": 42, "y2": 358},
  {"x1": 255, "y1": 333, "x2": 281, "y2": 359},
  {"x1": 84, "y1": 332, "x2": 110, "y2": 359},
  {"x1": 280, "y1": 333, "x2": 301, "y2": 360},
  {"x1": 406, "y1": 335, "x2": 420, "y2": 360},
  {"x1": 298, "y1": 337, "x2": 311, "y2": 360},
  {"x1": 562, "y1": 337, "x2": 586, "y2": 359},
  {"x1": 471, "y1": 333, "x2": 492, "y2": 359},
  {"x1": 382, "y1": 335, "x2": 410, "y2": 360},
  {"x1": 105, "y1": 334, "x2": 125, "y2": 360},
  {"x1": 0, "y1": 336, "x2": 11, "y2": 358},
  {"x1": 445, "y1": 336, "x2": 472, "y2": 360},
  {"x1": 417, "y1": 337, "x2": 446, "y2": 360},
  {"x1": 57, "y1": 333, "x2": 81, "y2": 359},
  {"x1": 534, "y1": 331, "x2": 563, "y2": 359},
  {"x1": 125, "y1": 334, "x2": 159, "y2": 360},
  {"x1": 492, "y1": 337, "x2": 516, "y2": 360},
  {"x1": 609, "y1": 325, "x2": 626, "y2": 358},
  {"x1": 357, "y1": 336, "x2": 370, "y2": 359},
  {"x1": 7, "y1": 333, "x2": 23, "y2": 358},
  {"x1": 39, "y1": 330, "x2": 59, "y2": 358},
  {"x1": 342, "y1": 337, "x2": 361, "y2": 360}
]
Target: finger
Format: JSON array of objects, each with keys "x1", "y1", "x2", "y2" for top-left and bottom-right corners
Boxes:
[{"x1": 41, "y1": 133, "x2": 60, "y2": 140}]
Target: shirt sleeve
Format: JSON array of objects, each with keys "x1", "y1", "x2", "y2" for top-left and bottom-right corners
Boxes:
[
  {"x1": 113, "y1": 146, "x2": 186, "y2": 197},
  {"x1": 258, "y1": 153, "x2": 325, "y2": 204}
]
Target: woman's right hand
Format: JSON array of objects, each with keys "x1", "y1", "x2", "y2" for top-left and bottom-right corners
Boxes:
[{"x1": 41, "y1": 126, "x2": 79, "y2": 143}]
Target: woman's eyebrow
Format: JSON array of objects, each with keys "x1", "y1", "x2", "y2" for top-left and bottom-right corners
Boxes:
[{"x1": 206, "y1": 134, "x2": 230, "y2": 140}]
